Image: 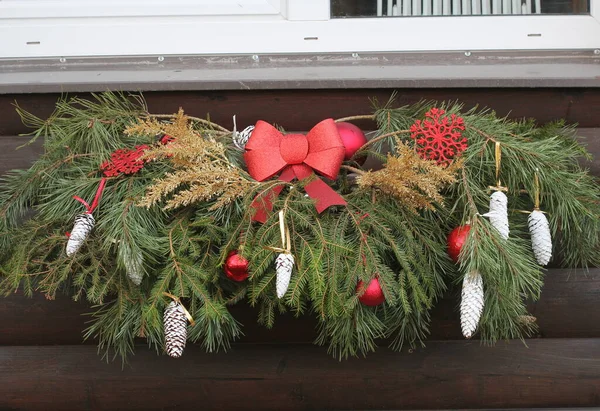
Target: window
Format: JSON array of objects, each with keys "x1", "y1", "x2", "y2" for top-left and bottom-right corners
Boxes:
[{"x1": 0, "y1": 0, "x2": 598, "y2": 58}]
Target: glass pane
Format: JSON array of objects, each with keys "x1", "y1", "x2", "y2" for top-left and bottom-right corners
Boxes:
[{"x1": 331, "y1": 0, "x2": 589, "y2": 16}]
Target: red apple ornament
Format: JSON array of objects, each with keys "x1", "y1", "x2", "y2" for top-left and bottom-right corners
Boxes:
[
  {"x1": 357, "y1": 277, "x2": 385, "y2": 306},
  {"x1": 224, "y1": 250, "x2": 249, "y2": 282},
  {"x1": 336, "y1": 122, "x2": 368, "y2": 164},
  {"x1": 447, "y1": 225, "x2": 471, "y2": 263}
]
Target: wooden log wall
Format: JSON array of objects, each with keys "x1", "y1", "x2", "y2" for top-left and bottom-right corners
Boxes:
[{"x1": 0, "y1": 89, "x2": 599, "y2": 411}]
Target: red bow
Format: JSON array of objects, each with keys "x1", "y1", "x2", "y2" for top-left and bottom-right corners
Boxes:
[{"x1": 244, "y1": 119, "x2": 347, "y2": 223}]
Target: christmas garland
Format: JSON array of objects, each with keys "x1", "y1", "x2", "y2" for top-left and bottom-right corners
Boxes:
[{"x1": 0, "y1": 93, "x2": 598, "y2": 360}]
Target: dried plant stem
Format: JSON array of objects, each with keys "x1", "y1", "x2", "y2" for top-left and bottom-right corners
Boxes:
[
  {"x1": 334, "y1": 114, "x2": 376, "y2": 123},
  {"x1": 341, "y1": 165, "x2": 366, "y2": 175},
  {"x1": 146, "y1": 114, "x2": 231, "y2": 133}
]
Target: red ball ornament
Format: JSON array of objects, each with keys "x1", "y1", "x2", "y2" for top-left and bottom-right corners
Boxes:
[
  {"x1": 447, "y1": 225, "x2": 471, "y2": 263},
  {"x1": 357, "y1": 278, "x2": 385, "y2": 306},
  {"x1": 336, "y1": 122, "x2": 368, "y2": 163},
  {"x1": 224, "y1": 250, "x2": 249, "y2": 282}
]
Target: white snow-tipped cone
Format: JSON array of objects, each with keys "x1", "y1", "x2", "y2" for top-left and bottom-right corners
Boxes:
[
  {"x1": 528, "y1": 210, "x2": 552, "y2": 266},
  {"x1": 66, "y1": 213, "x2": 95, "y2": 257},
  {"x1": 483, "y1": 191, "x2": 509, "y2": 239},
  {"x1": 460, "y1": 271, "x2": 484, "y2": 339},
  {"x1": 275, "y1": 253, "x2": 294, "y2": 299},
  {"x1": 163, "y1": 301, "x2": 188, "y2": 358}
]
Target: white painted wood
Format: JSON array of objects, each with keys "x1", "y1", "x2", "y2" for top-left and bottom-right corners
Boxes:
[
  {"x1": 286, "y1": 0, "x2": 328, "y2": 20},
  {"x1": 453, "y1": 0, "x2": 462, "y2": 15},
  {"x1": 2, "y1": 0, "x2": 600, "y2": 57},
  {"x1": 535, "y1": 0, "x2": 541, "y2": 13},
  {"x1": 472, "y1": 0, "x2": 481, "y2": 14},
  {"x1": 393, "y1": 3, "x2": 399, "y2": 15},
  {"x1": 377, "y1": 0, "x2": 384, "y2": 16},
  {"x1": 525, "y1": 0, "x2": 532, "y2": 13},
  {"x1": 433, "y1": 0, "x2": 442, "y2": 15},
  {"x1": 503, "y1": 0, "x2": 512, "y2": 14},
  {"x1": 0, "y1": 0, "x2": 282, "y2": 18},
  {"x1": 388, "y1": 0, "x2": 394, "y2": 15}
]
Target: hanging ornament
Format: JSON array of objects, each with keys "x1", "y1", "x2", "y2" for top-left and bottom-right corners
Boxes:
[
  {"x1": 244, "y1": 119, "x2": 347, "y2": 223},
  {"x1": 276, "y1": 253, "x2": 295, "y2": 299},
  {"x1": 66, "y1": 178, "x2": 107, "y2": 257},
  {"x1": 163, "y1": 293, "x2": 195, "y2": 358},
  {"x1": 528, "y1": 171, "x2": 552, "y2": 265},
  {"x1": 267, "y1": 211, "x2": 295, "y2": 299},
  {"x1": 410, "y1": 108, "x2": 467, "y2": 167},
  {"x1": 357, "y1": 277, "x2": 385, "y2": 306},
  {"x1": 482, "y1": 142, "x2": 509, "y2": 239},
  {"x1": 460, "y1": 271, "x2": 484, "y2": 339},
  {"x1": 224, "y1": 250, "x2": 250, "y2": 282},
  {"x1": 100, "y1": 145, "x2": 150, "y2": 177},
  {"x1": 231, "y1": 114, "x2": 255, "y2": 150},
  {"x1": 66, "y1": 213, "x2": 95, "y2": 257},
  {"x1": 447, "y1": 225, "x2": 471, "y2": 263},
  {"x1": 336, "y1": 122, "x2": 368, "y2": 164}
]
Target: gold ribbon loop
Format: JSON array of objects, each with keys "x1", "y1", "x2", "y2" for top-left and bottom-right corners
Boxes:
[
  {"x1": 163, "y1": 292, "x2": 196, "y2": 326},
  {"x1": 534, "y1": 168, "x2": 540, "y2": 210}
]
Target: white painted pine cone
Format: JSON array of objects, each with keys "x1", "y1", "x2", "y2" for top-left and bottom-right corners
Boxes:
[
  {"x1": 66, "y1": 213, "x2": 95, "y2": 257},
  {"x1": 460, "y1": 271, "x2": 484, "y2": 339},
  {"x1": 164, "y1": 301, "x2": 188, "y2": 358},
  {"x1": 528, "y1": 210, "x2": 552, "y2": 266},
  {"x1": 275, "y1": 253, "x2": 295, "y2": 299},
  {"x1": 483, "y1": 191, "x2": 509, "y2": 239}
]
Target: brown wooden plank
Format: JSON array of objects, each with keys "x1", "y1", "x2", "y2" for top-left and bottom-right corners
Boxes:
[
  {"x1": 0, "y1": 268, "x2": 598, "y2": 345},
  {"x1": 0, "y1": 339, "x2": 599, "y2": 410},
  {"x1": 2, "y1": 88, "x2": 600, "y2": 137},
  {"x1": 0, "y1": 137, "x2": 43, "y2": 176}
]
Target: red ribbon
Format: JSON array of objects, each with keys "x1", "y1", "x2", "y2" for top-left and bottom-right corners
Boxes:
[
  {"x1": 244, "y1": 119, "x2": 347, "y2": 223},
  {"x1": 73, "y1": 177, "x2": 107, "y2": 214}
]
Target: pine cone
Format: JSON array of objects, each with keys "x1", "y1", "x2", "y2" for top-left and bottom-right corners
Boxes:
[
  {"x1": 275, "y1": 253, "x2": 295, "y2": 299},
  {"x1": 528, "y1": 210, "x2": 552, "y2": 265},
  {"x1": 460, "y1": 271, "x2": 484, "y2": 339},
  {"x1": 483, "y1": 191, "x2": 509, "y2": 239},
  {"x1": 233, "y1": 125, "x2": 254, "y2": 150},
  {"x1": 66, "y1": 213, "x2": 95, "y2": 257},
  {"x1": 164, "y1": 301, "x2": 188, "y2": 358}
]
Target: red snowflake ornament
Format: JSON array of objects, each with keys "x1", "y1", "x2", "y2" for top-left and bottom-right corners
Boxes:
[
  {"x1": 410, "y1": 108, "x2": 467, "y2": 166},
  {"x1": 101, "y1": 145, "x2": 149, "y2": 177}
]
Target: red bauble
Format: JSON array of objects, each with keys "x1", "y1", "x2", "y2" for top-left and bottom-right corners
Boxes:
[
  {"x1": 224, "y1": 250, "x2": 249, "y2": 282},
  {"x1": 410, "y1": 108, "x2": 467, "y2": 167},
  {"x1": 357, "y1": 278, "x2": 385, "y2": 306},
  {"x1": 336, "y1": 122, "x2": 368, "y2": 163},
  {"x1": 447, "y1": 225, "x2": 471, "y2": 263}
]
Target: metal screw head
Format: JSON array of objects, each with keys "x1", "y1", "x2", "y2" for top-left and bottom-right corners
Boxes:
[
  {"x1": 594, "y1": 49, "x2": 600, "y2": 55},
  {"x1": 464, "y1": 51, "x2": 472, "y2": 57},
  {"x1": 59, "y1": 57, "x2": 66, "y2": 63},
  {"x1": 252, "y1": 55, "x2": 260, "y2": 62},
  {"x1": 157, "y1": 56, "x2": 165, "y2": 62},
  {"x1": 352, "y1": 52, "x2": 359, "y2": 58}
]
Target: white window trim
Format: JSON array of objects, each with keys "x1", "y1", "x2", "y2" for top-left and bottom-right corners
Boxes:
[{"x1": 0, "y1": 0, "x2": 598, "y2": 59}]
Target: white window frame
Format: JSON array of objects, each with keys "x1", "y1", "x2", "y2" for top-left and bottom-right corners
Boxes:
[{"x1": 0, "y1": 0, "x2": 598, "y2": 58}]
